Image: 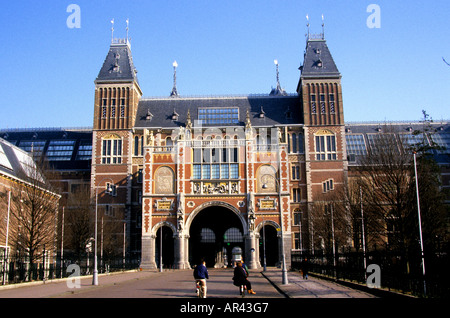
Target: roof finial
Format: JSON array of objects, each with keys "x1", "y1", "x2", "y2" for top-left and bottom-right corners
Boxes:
[
  {"x1": 126, "y1": 18, "x2": 129, "y2": 43},
  {"x1": 274, "y1": 59, "x2": 281, "y2": 90},
  {"x1": 306, "y1": 14, "x2": 310, "y2": 40},
  {"x1": 170, "y1": 60, "x2": 179, "y2": 97},
  {"x1": 322, "y1": 14, "x2": 325, "y2": 39},
  {"x1": 111, "y1": 18, "x2": 115, "y2": 43},
  {"x1": 270, "y1": 60, "x2": 287, "y2": 96}
]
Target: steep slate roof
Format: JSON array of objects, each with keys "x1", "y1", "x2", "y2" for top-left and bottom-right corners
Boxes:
[
  {"x1": 134, "y1": 95, "x2": 303, "y2": 129},
  {"x1": 300, "y1": 39, "x2": 341, "y2": 79},
  {"x1": 95, "y1": 40, "x2": 139, "y2": 85}
]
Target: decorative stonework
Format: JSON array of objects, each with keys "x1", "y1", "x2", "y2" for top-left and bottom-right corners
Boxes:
[
  {"x1": 154, "y1": 166, "x2": 174, "y2": 194},
  {"x1": 257, "y1": 196, "x2": 277, "y2": 210},
  {"x1": 257, "y1": 165, "x2": 277, "y2": 193},
  {"x1": 192, "y1": 181, "x2": 239, "y2": 195},
  {"x1": 154, "y1": 197, "x2": 174, "y2": 211}
]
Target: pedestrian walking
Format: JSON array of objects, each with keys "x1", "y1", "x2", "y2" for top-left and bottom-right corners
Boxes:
[
  {"x1": 193, "y1": 258, "x2": 209, "y2": 298},
  {"x1": 301, "y1": 257, "x2": 309, "y2": 279}
]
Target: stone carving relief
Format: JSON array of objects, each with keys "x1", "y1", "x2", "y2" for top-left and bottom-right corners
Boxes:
[
  {"x1": 192, "y1": 181, "x2": 239, "y2": 195},
  {"x1": 257, "y1": 165, "x2": 277, "y2": 193},
  {"x1": 154, "y1": 166, "x2": 174, "y2": 194}
]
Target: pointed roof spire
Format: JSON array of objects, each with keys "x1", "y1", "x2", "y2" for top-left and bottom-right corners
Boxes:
[
  {"x1": 270, "y1": 59, "x2": 287, "y2": 96},
  {"x1": 170, "y1": 61, "x2": 179, "y2": 97},
  {"x1": 95, "y1": 21, "x2": 140, "y2": 87}
]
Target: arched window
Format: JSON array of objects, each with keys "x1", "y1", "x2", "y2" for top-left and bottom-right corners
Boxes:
[
  {"x1": 315, "y1": 129, "x2": 337, "y2": 161},
  {"x1": 224, "y1": 228, "x2": 243, "y2": 243},
  {"x1": 101, "y1": 134, "x2": 122, "y2": 164},
  {"x1": 201, "y1": 228, "x2": 216, "y2": 243}
]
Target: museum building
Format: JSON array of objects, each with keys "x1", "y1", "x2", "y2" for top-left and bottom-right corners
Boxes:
[{"x1": 2, "y1": 30, "x2": 448, "y2": 271}]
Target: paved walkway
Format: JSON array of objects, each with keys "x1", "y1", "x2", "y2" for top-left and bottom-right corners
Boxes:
[
  {"x1": 262, "y1": 269, "x2": 376, "y2": 298},
  {"x1": 0, "y1": 267, "x2": 378, "y2": 299}
]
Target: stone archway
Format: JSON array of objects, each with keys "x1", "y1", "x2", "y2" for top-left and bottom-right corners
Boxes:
[
  {"x1": 186, "y1": 202, "x2": 247, "y2": 268},
  {"x1": 256, "y1": 220, "x2": 281, "y2": 267},
  {"x1": 153, "y1": 221, "x2": 177, "y2": 269}
]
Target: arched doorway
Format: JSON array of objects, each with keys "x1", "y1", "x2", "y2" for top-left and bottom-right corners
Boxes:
[
  {"x1": 189, "y1": 204, "x2": 245, "y2": 268},
  {"x1": 155, "y1": 225, "x2": 174, "y2": 269},
  {"x1": 259, "y1": 224, "x2": 279, "y2": 267}
]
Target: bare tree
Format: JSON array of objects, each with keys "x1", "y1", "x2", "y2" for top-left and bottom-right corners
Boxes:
[
  {"x1": 65, "y1": 186, "x2": 92, "y2": 264},
  {"x1": 9, "y1": 159, "x2": 60, "y2": 280}
]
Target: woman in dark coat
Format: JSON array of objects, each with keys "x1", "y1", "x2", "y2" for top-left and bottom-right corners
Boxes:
[{"x1": 233, "y1": 261, "x2": 256, "y2": 294}]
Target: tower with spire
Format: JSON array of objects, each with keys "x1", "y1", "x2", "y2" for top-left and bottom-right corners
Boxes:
[
  {"x1": 297, "y1": 16, "x2": 348, "y2": 214},
  {"x1": 91, "y1": 20, "x2": 143, "y2": 262}
]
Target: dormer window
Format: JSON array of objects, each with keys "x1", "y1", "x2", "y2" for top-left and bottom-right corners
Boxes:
[
  {"x1": 316, "y1": 59, "x2": 323, "y2": 68},
  {"x1": 172, "y1": 109, "x2": 179, "y2": 121},
  {"x1": 146, "y1": 109, "x2": 153, "y2": 121},
  {"x1": 259, "y1": 106, "x2": 266, "y2": 118}
]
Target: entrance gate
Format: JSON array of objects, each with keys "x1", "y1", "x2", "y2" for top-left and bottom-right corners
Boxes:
[{"x1": 189, "y1": 205, "x2": 245, "y2": 268}]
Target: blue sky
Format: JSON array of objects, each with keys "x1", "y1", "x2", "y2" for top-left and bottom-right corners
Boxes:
[{"x1": 0, "y1": 0, "x2": 449, "y2": 128}]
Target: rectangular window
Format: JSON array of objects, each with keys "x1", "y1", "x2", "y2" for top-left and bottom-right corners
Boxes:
[
  {"x1": 193, "y1": 149, "x2": 202, "y2": 162},
  {"x1": 46, "y1": 140, "x2": 76, "y2": 161},
  {"x1": 230, "y1": 164, "x2": 239, "y2": 179},
  {"x1": 202, "y1": 164, "x2": 211, "y2": 179},
  {"x1": 76, "y1": 140, "x2": 92, "y2": 161},
  {"x1": 292, "y1": 188, "x2": 301, "y2": 202},
  {"x1": 211, "y1": 164, "x2": 220, "y2": 179},
  {"x1": 198, "y1": 107, "x2": 239, "y2": 125},
  {"x1": 291, "y1": 164, "x2": 300, "y2": 180},
  {"x1": 221, "y1": 164, "x2": 229, "y2": 179},
  {"x1": 320, "y1": 94, "x2": 326, "y2": 113},
  {"x1": 293, "y1": 211, "x2": 302, "y2": 225},
  {"x1": 346, "y1": 134, "x2": 367, "y2": 156},
  {"x1": 294, "y1": 233, "x2": 301, "y2": 250},
  {"x1": 192, "y1": 142, "x2": 240, "y2": 180},
  {"x1": 323, "y1": 179, "x2": 334, "y2": 193},
  {"x1": 101, "y1": 138, "x2": 122, "y2": 164},
  {"x1": 193, "y1": 164, "x2": 201, "y2": 179},
  {"x1": 315, "y1": 135, "x2": 337, "y2": 161},
  {"x1": 311, "y1": 95, "x2": 317, "y2": 114},
  {"x1": 329, "y1": 94, "x2": 335, "y2": 113}
]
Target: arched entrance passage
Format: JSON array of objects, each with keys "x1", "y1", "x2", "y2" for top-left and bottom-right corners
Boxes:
[
  {"x1": 155, "y1": 223, "x2": 175, "y2": 269},
  {"x1": 188, "y1": 203, "x2": 246, "y2": 268},
  {"x1": 258, "y1": 222, "x2": 279, "y2": 267}
]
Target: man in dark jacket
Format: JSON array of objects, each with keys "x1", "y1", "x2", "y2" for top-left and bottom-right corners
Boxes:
[{"x1": 193, "y1": 259, "x2": 209, "y2": 298}]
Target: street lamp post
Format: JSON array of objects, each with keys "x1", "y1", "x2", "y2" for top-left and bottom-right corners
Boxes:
[
  {"x1": 93, "y1": 178, "x2": 113, "y2": 286},
  {"x1": 413, "y1": 152, "x2": 426, "y2": 296},
  {"x1": 262, "y1": 179, "x2": 288, "y2": 285}
]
